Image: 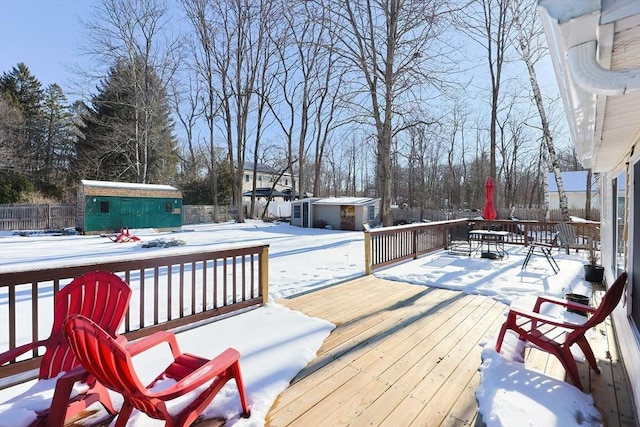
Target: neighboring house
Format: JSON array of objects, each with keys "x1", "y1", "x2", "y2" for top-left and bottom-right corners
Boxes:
[
  {"x1": 77, "y1": 180, "x2": 182, "y2": 233},
  {"x1": 290, "y1": 197, "x2": 381, "y2": 231},
  {"x1": 241, "y1": 162, "x2": 292, "y2": 194},
  {"x1": 547, "y1": 170, "x2": 599, "y2": 209},
  {"x1": 539, "y1": 0, "x2": 639, "y2": 418}
]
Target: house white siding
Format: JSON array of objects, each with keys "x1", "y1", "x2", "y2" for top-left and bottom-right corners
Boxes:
[
  {"x1": 599, "y1": 161, "x2": 639, "y2": 419},
  {"x1": 538, "y1": 0, "x2": 640, "y2": 416}
]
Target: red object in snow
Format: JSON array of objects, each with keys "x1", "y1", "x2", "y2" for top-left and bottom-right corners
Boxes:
[
  {"x1": 482, "y1": 177, "x2": 497, "y2": 220},
  {"x1": 108, "y1": 228, "x2": 141, "y2": 243},
  {"x1": 495, "y1": 272, "x2": 627, "y2": 391},
  {"x1": 0, "y1": 271, "x2": 131, "y2": 426},
  {"x1": 64, "y1": 314, "x2": 251, "y2": 427}
]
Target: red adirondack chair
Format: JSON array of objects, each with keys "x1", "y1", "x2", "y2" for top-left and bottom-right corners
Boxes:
[
  {"x1": 0, "y1": 270, "x2": 132, "y2": 426},
  {"x1": 63, "y1": 314, "x2": 251, "y2": 427},
  {"x1": 495, "y1": 272, "x2": 627, "y2": 390}
]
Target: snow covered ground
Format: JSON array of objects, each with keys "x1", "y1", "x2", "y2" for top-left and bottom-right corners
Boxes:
[{"x1": 0, "y1": 221, "x2": 604, "y2": 426}]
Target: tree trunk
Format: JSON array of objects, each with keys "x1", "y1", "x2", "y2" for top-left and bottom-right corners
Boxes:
[
  {"x1": 511, "y1": 1, "x2": 570, "y2": 221},
  {"x1": 585, "y1": 169, "x2": 592, "y2": 219}
]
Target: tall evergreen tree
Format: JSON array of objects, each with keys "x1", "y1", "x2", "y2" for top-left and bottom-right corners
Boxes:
[
  {"x1": 0, "y1": 63, "x2": 44, "y2": 178},
  {"x1": 0, "y1": 94, "x2": 26, "y2": 174},
  {"x1": 78, "y1": 56, "x2": 178, "y2": 184},
  {"x1": 0, "y1": 63, "x2": 43, "y2": 116},
  {"x1": 41, "y1": 84, "x2": 75, "y2": 194}
]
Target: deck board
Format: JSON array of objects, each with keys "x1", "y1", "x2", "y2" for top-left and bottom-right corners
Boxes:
[{"x1": 268, "y1": 275, "x2": 636, "y2": 427}]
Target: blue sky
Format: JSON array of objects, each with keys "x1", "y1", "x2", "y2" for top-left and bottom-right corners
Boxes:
[
  {"x1": 0, "y1": 0, "x2": 94, "y2": 94},
  {"x1": 0, "y1": 0, "x2": 568, "y2": 150}
]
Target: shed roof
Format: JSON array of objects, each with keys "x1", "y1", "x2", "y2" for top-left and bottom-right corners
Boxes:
[
  {"x1": 80, "y1": 180, "x2": 182, "y2": 198},
  {"x1": 312, "y1": 197, "x2": 380, "y2": 206}
]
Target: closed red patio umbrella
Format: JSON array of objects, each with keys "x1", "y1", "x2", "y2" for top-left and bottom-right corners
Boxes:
[{"x1": 482, "y1": 177, "x2": 497, "y2": 220}]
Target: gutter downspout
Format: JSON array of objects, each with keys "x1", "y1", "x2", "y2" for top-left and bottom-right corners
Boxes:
[{"x1": 567, "y1": 40, "x2": 640, "y2": 95}]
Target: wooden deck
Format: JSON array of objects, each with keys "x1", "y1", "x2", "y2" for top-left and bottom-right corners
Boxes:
[{"x1": 267, "y1": 275, "x2": 637, "y2": 427}]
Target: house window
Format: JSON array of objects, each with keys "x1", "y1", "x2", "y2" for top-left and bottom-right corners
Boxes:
[
  {"x1": 245, "y1": 174, "x2": 250, "y2": 182},
  {"x1": 613, "y1": 171, "x2": 626, "y2": 276},
  {"x1": 165, "y1": 202, "x2": 172, "y2": 212},
  {"x1": 99, "y1": 201, "x2": 110, "y2": 213},
  {"x1": 368, "y1": 205, "x2": 375, "y2": 221},
  {"x1": 258, "y1": 175, "x2": 263, "y2": 182},
  {"x1": 285, "y1": 179, "x2": 289, "y2": 185},
  {"x1": 293, "y1": 205, "x2": 301, "y2": 219}
]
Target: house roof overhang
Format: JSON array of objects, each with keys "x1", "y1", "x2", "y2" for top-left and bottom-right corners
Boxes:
[{"x1": 537, "y1": 0, "x2": 640, "y2": 172}]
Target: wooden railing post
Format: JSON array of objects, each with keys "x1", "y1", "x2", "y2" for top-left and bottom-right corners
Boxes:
[
  {"x1": 364, "y1": 229, "x2": 372, "y2": 275},
  {"x1": 260, "y1": 245, "x2": 270, "y2": 304}
]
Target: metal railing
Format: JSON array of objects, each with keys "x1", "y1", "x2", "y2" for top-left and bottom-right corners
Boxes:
[{"x1": 0, "y1": 243, "x2": 269, "y2": 381}]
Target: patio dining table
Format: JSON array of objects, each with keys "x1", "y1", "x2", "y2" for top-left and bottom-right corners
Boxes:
[{"x1": 469, "y1": 230, "x2": 509, "y2": 259}]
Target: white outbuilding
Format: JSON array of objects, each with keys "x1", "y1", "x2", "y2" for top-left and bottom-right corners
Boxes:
[{"x1": 290, "y1": 197, "x2": 381, "y2": 230}]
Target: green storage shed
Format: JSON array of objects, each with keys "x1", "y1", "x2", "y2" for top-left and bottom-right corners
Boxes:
[{"x1": 77, "y1": 180, "x2": 183, "y2": 233}]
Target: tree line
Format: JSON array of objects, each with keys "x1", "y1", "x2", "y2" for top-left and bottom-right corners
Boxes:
[{"x1": 0, "y1": 0, "x2": 582, "y2": 224}]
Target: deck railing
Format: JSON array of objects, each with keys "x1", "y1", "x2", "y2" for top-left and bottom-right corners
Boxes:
[
  {"x1": 364, "y1": 219, "x2": 599, "y2": 273},
  {"x1": 0, "y1": 243, "x2": 269, "y2": 382}
]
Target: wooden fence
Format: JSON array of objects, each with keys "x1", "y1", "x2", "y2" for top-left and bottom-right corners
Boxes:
[
  {"x1": 364, "y1": 219, "x2": 600, "y2": 273},
  {"x1": 182, "y1": 205, "x2": 238, "y2": 224},
  {"x1": 0, "y1": 243, "x2": 269, "y2": 384},
  {"x1": 0, "y1": 204, "x2": 75, "y2": 231}
]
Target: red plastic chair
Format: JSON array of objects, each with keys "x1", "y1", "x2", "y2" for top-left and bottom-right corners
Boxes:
[
  {"x1": 63, "y1": 314, "x2": 251, "y2": 427},
  {"x1": 107, "y1": 228, "x2": 141, "y2": 243},
  {"x1": 495, "y1": 272, "x2": 627, "y2": 390},
  {"x1": 0, "y1": 270, "x2": 132, "y2": 426}
]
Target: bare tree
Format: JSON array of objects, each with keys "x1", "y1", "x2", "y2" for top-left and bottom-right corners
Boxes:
[
  {"x1": 182, "y1": 0, "x2": 223, "y2": 213},
  {"x1": 510, "y1": 0, "x2": 570, "y2": 220},
  {"x1": 468, "y1": 117, "x2": 491, "y2": 209},
  {"x1": 310, "y1": 71, "x2": 344, "y2": 197},
  {"x1": 265, "y1": 1, "x2": 343, "y2": 201},
  {"x1": 406, "y1": 125, "x2": 430, "y2": 210},
  {"x1": 444, "y1": 99, "x2": 468, "y2": 210},
  {"x1": 456, "y1": 0, "x2": 513, "y2": 190},
  {"x1": 319, "y1": 0, "x2": 459, "y2": 226},
  {"x1": 201, "y1": 0, "x2": 274, "y2": 222},
  {"x1": 495, "y1": 90, "x2": 536, "y2": 208},
  {"x1": 170, "y1": 70, "x2": 204, "y2": 183},
  {"x1": 247, "y1": 4, "x2": 280, "y2": 218}
]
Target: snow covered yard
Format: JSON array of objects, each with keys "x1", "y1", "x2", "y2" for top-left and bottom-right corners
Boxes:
[{"x1": 0, "y1": 221, "x2": 630, "y2": 426}]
